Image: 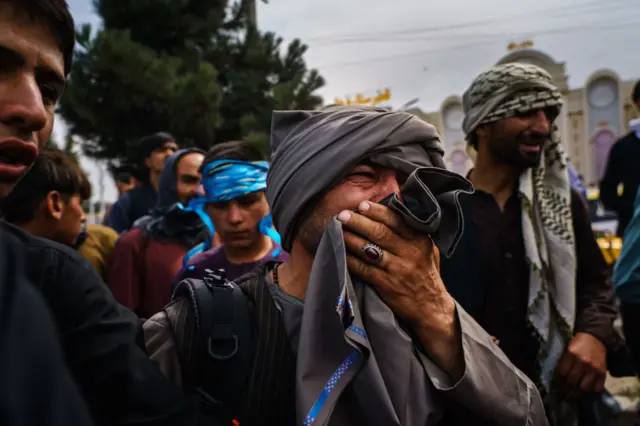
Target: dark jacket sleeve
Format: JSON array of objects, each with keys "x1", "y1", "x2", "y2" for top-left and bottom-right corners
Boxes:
[
  {"x1": 599, "y1": 140, "x2": 628, "y2": 216},
  {"x1": 1, "y1": 275, "x2": 95, "y2": 426},
  {"x1": 105, "y1": 193, "x2": 132, "y2": 234},
  {"x1": 613, "y1": 185, "x2": 640, "y2": 303},
  {"x1": 571, "y1": 189, "x2": 619, "y2": 349},
  {"x1": 41, "y1": 251, "x2": 194, "y2": 426}
]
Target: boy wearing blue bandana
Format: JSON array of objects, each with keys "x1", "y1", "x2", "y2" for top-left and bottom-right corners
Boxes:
[{"x1": 174, "y1": 141, "x2": 287, "y2": 283}]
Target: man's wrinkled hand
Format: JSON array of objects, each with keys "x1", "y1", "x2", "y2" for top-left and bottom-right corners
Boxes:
[
  {"x1": 337, "y1": 200, "x2": 463, "y2": 378},
  {"x1": 553, "y1": 332, "x2": 607, "y2": 401}
]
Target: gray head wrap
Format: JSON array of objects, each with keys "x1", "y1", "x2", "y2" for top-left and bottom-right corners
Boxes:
[
  {"x1": 267, "y1": 104, "x2": 474, "y2": 425},
  {"x1": 461, "y1": 63, "x2": 577, "y2": 425},
  {"x1": 268, "y1": 104, "x2": 471, "y2": 255}
]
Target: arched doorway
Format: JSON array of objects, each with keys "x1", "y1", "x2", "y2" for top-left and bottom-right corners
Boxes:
[
  {"x1": 592, "y1": 128, "x2": 616, "y2": 181},
  {"x1": 440, "y1": 97, "x2": 465, "y2": 156},
  {"x1": 585, "y1": 72, "x2": 621, "y2": 184}
]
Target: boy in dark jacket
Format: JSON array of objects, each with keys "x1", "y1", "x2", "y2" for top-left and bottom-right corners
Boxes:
[{"x1": 0, "y1": 0, "x2": 194, "y2": 424}]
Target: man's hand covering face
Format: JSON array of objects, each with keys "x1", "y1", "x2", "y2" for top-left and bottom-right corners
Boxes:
[{"x1": 267, "y1": 104, "x2": 470, "y2": 253}]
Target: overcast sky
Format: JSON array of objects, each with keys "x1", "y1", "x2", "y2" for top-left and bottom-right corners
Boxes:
[{"x1": 63, "y1": 0, "x2": 640, "y2": 202}]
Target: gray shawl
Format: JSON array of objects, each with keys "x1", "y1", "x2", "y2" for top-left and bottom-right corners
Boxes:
[{"x1": 267, "y1": 105, "x2": 474, "y2": 425}]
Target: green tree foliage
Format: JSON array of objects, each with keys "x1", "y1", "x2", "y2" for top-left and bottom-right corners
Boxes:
[
  {"x1": 62, "y1": 134, "x2": 81, "y2": 165},
  {"x1": 45, "y1": 138, "x2": 59, "y2": 150},
  {"x1": 58, "y1": 0, "x2": 325, "y2": 166},
  {"x1": 45, "y1": 136, "x2": 80, "y2": 165}
]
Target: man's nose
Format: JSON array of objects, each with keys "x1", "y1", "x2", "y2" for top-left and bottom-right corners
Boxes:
[
  {"x1": 531, "y1": 110, "x2": 550, "y2": 135},
  {"x1": 374, "y1": 172, "x2": 403, "y2": 202},
  {"x1": 227, "y1": 203, "x2": 243, "y2": 224},
  {"x1": 0, "y1": 74, "x2": 48, "y2": 136}
]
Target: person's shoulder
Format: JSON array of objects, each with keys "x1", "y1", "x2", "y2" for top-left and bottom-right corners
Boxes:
[
  {"x1": 613, "y1": 132, "x2": 638, "y2": 149},
  {"x1": 272, "y1": 248, "x2": 289, "y2": 263},
  {"x1": 1, "y1": 220, "x2": 33, "y2": 247},
  {"x1": 88, "y1": 224, "x2": 118, "y2": 241},
  {"x1": 1, "y1": 221, "x2": 90, "y2": 268},
  {"x1": 112, "y1": 191, "x2": 133, "y2": 208},
  {"x1": 88, "y1": 223, "x2": 118, "y2": 236},
  {"x1": 83, "y1": 225, "x2": 118, "y2": 252},
  {"x1": 116, "y1": 227, "x2": 145, "y2": 245},
  {"x1": 126, "y1": 185, "x2": 146, "y2": 196},
  {"x1": 187, "y1": 244, "x2": 225, "y2": 267},
  {"x1": 113, "y1": 185, "x2": 154, "y2": 207},
  {"x1": 128, "y1": 184, "x2": 156, "y2": 200},
  {"x1": 1, "y1": 222, "x2": 99, "y2": 291}
]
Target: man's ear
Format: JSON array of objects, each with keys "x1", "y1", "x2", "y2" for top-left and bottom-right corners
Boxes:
[
  {"x1": 475, "y1": 124, "x2": 490, "y2": 141},
  {"x1": 45, "y1": 191, "x2": 65, "y2": 220},
  {"x1": 144, "y1": 156, "x2": 153, "y2": 168}
]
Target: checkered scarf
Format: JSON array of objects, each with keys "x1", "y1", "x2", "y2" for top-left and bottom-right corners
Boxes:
[{"x1": 462, "y1": 63, "x2": 577, "y2": 424}]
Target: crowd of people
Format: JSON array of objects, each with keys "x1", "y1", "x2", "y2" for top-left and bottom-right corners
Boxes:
[{"x1": 1, "y1": 1, "x2": 640, "y2": 425}]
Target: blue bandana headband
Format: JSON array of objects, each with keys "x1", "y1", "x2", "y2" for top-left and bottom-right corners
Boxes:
[{"x1": 179, "y1": 159, "x2": 281, "y2": 269}]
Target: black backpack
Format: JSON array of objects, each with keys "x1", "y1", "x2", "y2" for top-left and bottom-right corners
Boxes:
[{"x1": 171, "y1": 269, "x2": 254, "y2": 424}]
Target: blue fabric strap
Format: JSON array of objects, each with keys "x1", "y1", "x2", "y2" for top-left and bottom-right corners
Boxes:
[{"x1": 202, "y1": 159, "x2": 269, "y2": 202}]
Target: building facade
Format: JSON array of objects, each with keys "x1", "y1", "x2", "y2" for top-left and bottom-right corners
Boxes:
[{"x1": 408, "y1": 49, "x2": 639, "y2": 186}]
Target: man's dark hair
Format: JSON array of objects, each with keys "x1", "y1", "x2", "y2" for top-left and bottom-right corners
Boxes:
[
  {"x1": 467, "y1": 132, "x2": 479, "y2": 149},
  {"x1": 8, "y1": 0, "x2": 76, "y2": 75},
  {"x1": 114, "y1": 171, "x2": 132, "y2": 184},
  {"x1": 632, "y1": 80, "x2": 640, "y2": 106},
  {"x1": 201, "y1": 140, "x2": 265, "y2": 172},
  {"x1": 2, "y1": 149, "x2": 90, "y2": 224},
  {"x1": 137, "y1": 132, "x2": 175, "y2": 160}
]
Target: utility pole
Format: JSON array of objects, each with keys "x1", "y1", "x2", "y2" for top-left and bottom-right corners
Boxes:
[{"x1": 246, "y1": 0, "x2": 257, "y2": 27}]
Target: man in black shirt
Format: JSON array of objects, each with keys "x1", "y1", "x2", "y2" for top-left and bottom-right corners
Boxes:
[
  {"x1": 0, "y1": 0, "x2": 193, "y2": 425},
  {"x1": 441, "y1": 63, "x2": 620, "y2": 425},
  {"x1": 104, "y1": 133, "x2": 179, "y2": 233},
  {"x1": 600, "y1": 80, "x2": 640, "y2": 237}
]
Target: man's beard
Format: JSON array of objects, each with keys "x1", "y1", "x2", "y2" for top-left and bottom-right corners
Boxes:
[
  {"x1": 488, "y1": 130, "x2": 550, "y2": 169},
  {"x1": 295, "y1": 203, "x2": 337, "y2": 255},
  {"x1": 180, "y1": 192, "x2": 198, "y2": 206}
]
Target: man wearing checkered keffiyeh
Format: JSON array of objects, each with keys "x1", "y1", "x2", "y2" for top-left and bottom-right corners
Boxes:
[{"x1": 439, "y1": 63, "x2": 621, "y2": 426}]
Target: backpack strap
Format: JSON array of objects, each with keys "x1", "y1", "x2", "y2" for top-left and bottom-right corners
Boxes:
[
  {"x1": 172, "y1": 269, "x2": 253, "y2": 414},
  {"x1": 236, "y1": 263, "x2": 297, "y2": 426}
]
